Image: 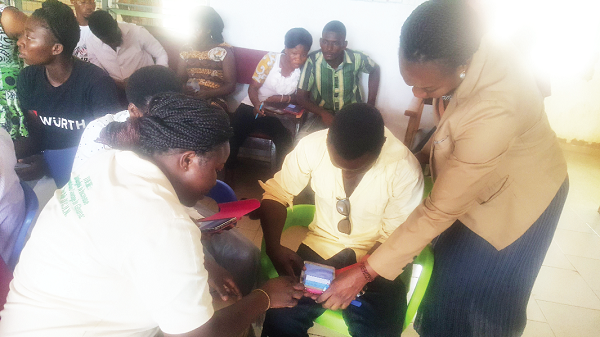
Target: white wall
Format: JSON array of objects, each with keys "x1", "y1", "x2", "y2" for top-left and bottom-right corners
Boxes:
[
  {"x1": 211, "y1": 0, "x2": 422, "y2": 140},
  {"x1": 545, "y1": 60, "x2": 600, "y2": 144},
  {"x1": 480, "y1": 0, "x2": 600, "y2": 145},
  {"x1": 210, "y1": 0, "x2": 600, "y2": 145}
]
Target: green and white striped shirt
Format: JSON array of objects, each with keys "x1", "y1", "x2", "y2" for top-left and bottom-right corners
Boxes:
[{"x1": 298, "y1": 49, "x2": 376, "y2": 112}]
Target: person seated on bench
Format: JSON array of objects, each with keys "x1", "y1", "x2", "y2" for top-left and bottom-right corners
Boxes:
[
  {"x1": 178, "y1": 6, "x2": 236, "y2": 112},
  {"x1": 296, "y1": 21, "x2": 380, "y2": 139},
  {"x1": 258, "y1": 103, "x2": 423, "y2": 337},
  {"x1": 14, "y1": 0, "x2": 119, "y2": 184},
  {"x1": 70, "y1": 0, "x2": 95, "y2": 62},
  {"x1": 86, "y1": 10, "x2": 169, "y2": 88},
  {"x1": 227, "y1": 27, "x2": 313, "y2": 172},
  {"x1": 0, "y1": 93, "x2": 304, "y2": 337}
]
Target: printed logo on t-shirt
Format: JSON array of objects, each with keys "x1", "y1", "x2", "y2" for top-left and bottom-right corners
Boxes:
[
  {"x1": 59, "y1": 175, "x2": 94, "y2": 219},
  {"x1": 39, "y1": 115, "x2": 87, "y2": 130},
  {"x1": 73, "y1": 45, "x2": 89, "y2": 62}
]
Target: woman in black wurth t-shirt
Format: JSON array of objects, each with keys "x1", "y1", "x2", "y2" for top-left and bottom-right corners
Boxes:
[{"x1": 14, "y1": 0, "x2": 119, "y2": 182}]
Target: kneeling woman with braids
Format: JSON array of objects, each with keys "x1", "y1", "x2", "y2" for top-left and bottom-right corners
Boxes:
[{"x1": 0, "y1": 93, "x2": 304, "y2": 337}]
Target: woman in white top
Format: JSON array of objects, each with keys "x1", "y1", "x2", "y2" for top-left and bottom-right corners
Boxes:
[
  {"x1": 227, "y1": 28, "x2": 313, "y2": 170},
  {"x1": 0, "y1": 93, "x2": 304, "y2": 337}
]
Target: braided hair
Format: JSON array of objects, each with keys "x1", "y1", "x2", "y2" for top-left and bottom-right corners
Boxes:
[
  {"x1": 31, "y1": 0, "x2": 80, "y2": 56},
  {"x1": 400, "y1": 1, "x2": 483, "y2": 70},
  {"x1": 99, "y1": 93, "x2": 233, "y2": 156}
]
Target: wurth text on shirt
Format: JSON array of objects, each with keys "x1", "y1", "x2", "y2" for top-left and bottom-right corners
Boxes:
[{"x1": 39, "y1": 115, "x2": 87, "y2": 130}]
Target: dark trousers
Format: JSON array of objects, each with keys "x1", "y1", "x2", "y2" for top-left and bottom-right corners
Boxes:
[
  {"x1": 201, "y1": 229, "x2": 260, "y2": 296},
  {"x1": 261, "y1": 244, "x2": 407, "y2": 337},
  {"x1": 227, "y1": 103, "x2": 293, "y2": 170}
]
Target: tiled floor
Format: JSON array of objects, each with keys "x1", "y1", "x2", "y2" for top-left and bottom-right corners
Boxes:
[{"x1": 231, "y1": 143, "x2": 600, "y2": 336}]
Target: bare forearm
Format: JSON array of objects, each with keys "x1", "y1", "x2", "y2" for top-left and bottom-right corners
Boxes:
[
  {"x1": 259, "y1": 199, "x2": 288, "y2": 251},
  {"x1": 248, "y1": 84, "x2": 262, "y2": 108},
  {"x1": 297, "y1": 91, "x2": 332, "y2": 117},
  {"x1": 264, "y1": 94, "x2": 294, "y2": 104},
  {"x1": 199, "y1": 82, "x2": 237, "y2": 100},
  {"x1": 367, "y1": 65, "x2": 380, "y2": 105},
  {"x1": 165, "y1": 291, "x2": 268, "y2": 337}
]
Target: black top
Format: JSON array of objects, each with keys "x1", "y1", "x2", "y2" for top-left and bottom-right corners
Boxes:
[{"x1": 17, "y1": 59, "x2": 120, "y2": 150}]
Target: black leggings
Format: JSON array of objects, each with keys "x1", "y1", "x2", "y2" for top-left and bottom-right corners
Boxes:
[{"x1": 226, "y1": 103, "x2": 293, "y2": 170}]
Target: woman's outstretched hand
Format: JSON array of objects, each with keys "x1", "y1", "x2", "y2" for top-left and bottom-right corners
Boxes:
[
  {"x1": 261, "y1": 276, "x2": 305, "y2": 308},
  {"x1": 205, "y1": 258, "x2": 242, "y2": 302}
]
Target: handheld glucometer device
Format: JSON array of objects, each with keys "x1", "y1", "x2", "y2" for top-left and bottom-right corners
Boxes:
[
  {"x1": 301, "y1": 261, "x2": 335, "y2": 295},
  {"x1": 301, "y1": 261, "x2": 363, "y2": 307}
]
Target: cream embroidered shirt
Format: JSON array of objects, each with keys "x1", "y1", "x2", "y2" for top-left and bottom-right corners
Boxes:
[{"x1": 260, "y1": 128, "x2": 423, "y2": 260}]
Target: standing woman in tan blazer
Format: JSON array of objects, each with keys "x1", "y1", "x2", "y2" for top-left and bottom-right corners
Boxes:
[{"x1": 316, "y1": 2, "x2": 569, "y2": 336}]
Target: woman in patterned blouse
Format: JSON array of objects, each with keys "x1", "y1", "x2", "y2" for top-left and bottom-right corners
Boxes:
[{"x1": 178, "y1": 6, "x2": 236, "y2": 112}]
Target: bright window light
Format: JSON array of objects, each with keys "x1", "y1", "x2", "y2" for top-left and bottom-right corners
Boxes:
[
  {"x1": 480, "y1": 0, "x2": 600, "y2": 80},
  {"x1": 161, "y1": 0, "x2": 209, "y2": 41}
]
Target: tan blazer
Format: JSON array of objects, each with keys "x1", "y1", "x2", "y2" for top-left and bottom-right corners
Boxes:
[{"x1": 370, "y1": 36, "x2": 567, "y2": 280}]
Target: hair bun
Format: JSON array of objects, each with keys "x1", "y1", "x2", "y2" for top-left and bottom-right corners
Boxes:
[{"x1": 98, "y1": 118, "x2": 142, "y2": 151}]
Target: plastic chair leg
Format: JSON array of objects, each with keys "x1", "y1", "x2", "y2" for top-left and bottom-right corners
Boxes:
[{"x1": 403, "y1": 244, "x2": 434, "y2": 331}]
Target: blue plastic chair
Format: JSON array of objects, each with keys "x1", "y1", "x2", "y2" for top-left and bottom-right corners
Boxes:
[
  {"x1": 206, "y1": 180, "x2": 237, "y2": 203},
  {"x1": 7, "y1": 182, "x2": 39, "y2": 270},
  {"x1": 43, "y1": 146, "x2": 78, "y2": 188}
]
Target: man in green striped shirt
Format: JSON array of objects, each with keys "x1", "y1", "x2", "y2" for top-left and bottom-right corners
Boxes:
[{"x1": 296, "y1": 20, "x2": 380, "y2": 134}]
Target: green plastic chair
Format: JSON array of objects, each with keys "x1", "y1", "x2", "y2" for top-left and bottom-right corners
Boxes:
[{"x1": 259, "y1": 204, "x2": 434, "y2": 335}]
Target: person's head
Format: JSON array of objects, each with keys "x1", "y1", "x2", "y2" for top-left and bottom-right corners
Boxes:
[
  {"x1": 326, "y1": 103, "x2": 386, "y2": 174},
  {"x1": 320, "y1": 21, "x2": 347, "y2": 62},
  {"x1": 193, "y1": 6, "x2": 224, "y2": 44},
  {"x1": 70, "y1": 0, "x2": 96, "y2": 25},
  {"x1": 99, "y1": 93, "x2": 233, "y2": 206},
  {"x1": 87, "y1": 10, "x2": 122, "y2": 49},
  {"x1": 18, "y1": 0, "x2": 80, "y2": 65},
  {"x1": 399, "y1": 1, "x2": 482, "y2": 99},
  {"x1": 125, "y1": 66, "x2": 182, "y2": 118},
  {"x1": 283, "y1": 28, "x2": 312, "y2": 69}
]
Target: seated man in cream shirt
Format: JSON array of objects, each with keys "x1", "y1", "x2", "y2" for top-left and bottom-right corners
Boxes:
[{"x1": 259, "y1": 103, "x2": 423, "y2": 337}]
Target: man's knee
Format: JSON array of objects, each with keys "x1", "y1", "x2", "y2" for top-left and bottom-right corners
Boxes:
[
  {"x1": 261, "y1": 297, "x2": 325, "y2": 337},
  {"x1": 262, "y1": 307, "x2": 312, "y2": 337}
]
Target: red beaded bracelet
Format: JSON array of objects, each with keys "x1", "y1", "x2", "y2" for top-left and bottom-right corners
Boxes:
[{"x1": 359, "y1": 262, "x2": 374, "y2": 282}]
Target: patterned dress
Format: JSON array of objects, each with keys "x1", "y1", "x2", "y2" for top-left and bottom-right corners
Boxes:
[
  {"x1": 0, "y1": 5, "x2": 26, "y2": 139},
  {"x1": 180, "y1": 42, "x2": 231, "y2": 111}
]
